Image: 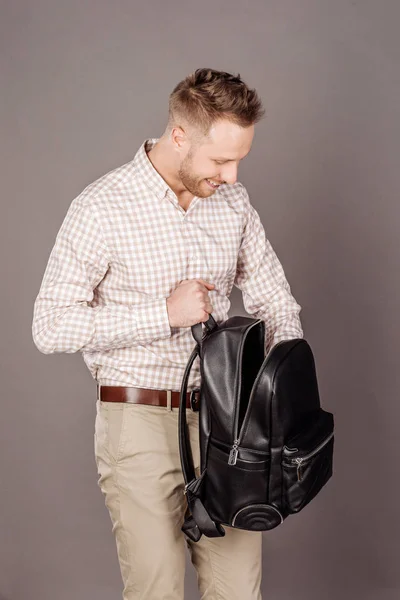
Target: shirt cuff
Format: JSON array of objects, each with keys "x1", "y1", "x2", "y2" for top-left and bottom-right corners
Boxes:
[{"x1": 135, "y1": 297, "x2": 172, "y2": 344}]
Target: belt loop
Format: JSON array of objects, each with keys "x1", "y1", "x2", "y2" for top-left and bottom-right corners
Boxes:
[
  {"x1": 97, "y1": 383, "x2": 101, "y2": 402},
  {"x1": 166, "y1": 389, "x2": 172, "y2": 411}
]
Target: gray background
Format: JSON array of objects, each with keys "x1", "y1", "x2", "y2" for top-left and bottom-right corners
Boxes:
[{"x1": 1, "y1": 1, "x2": 399, "y2": 599}]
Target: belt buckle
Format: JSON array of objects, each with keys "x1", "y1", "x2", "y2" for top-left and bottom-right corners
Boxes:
[{"x1": 190, "y1": 388, "x2": 201, "y2": 412}]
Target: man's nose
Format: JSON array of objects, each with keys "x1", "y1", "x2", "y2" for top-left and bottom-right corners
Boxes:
[{"x1": 222, "y1": 164, "x2": 238, "y2": 185}]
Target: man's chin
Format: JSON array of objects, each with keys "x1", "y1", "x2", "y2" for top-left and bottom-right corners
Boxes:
[
  {"x1": 185, "y1": 179, "x2": 218, "y2": 199},
  {"x1": 197, "y1": 189, "x2": 215, "y2": 198},
  {"x1": 187, "y1": 184, "x2": 213, "y2": 199}
]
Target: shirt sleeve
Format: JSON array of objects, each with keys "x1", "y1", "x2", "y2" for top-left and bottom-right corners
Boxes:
[
  {"x1": 234, "y1": 184, "x2": 304, "y2": 353},
  {"x1": 32, "y1": 198, "x2": 172, "y2": 354}
]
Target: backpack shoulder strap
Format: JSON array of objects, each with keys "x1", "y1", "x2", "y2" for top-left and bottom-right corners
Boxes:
[{"x1": 178, "y1": 320, "x2": 225, "y2": 542}]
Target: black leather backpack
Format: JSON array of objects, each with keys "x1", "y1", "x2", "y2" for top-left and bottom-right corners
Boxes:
[{"x1": 178, "y1": 314, "x2": 334, "y2": 542}]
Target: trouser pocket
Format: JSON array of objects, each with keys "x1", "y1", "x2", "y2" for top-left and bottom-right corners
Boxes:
[{"x1": 94, "y1": 400, "x2": 127, "y2": 469}]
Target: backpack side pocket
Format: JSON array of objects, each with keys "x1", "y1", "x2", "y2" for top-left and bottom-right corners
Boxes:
[{"x1": 282, "y1": 412, "x2": 334, "y2": 513}]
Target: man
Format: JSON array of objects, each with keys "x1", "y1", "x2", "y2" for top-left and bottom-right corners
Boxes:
[{"x1": 32, "y1": 68, "x2": 303, "y2": 599}]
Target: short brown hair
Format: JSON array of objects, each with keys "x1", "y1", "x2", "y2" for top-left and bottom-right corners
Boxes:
[{"x1": 167, "y1": 68, "x2": 265, "y2": 139}]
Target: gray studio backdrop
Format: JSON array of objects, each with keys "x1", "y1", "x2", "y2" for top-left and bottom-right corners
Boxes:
[{"x1": 1, "y1": 1, "x2": 399, "y2": 599}]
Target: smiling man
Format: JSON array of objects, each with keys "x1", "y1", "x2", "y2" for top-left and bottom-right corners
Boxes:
[
  {"x1": 32, "y1": 68, "x2": 303, "y2": 599},
  {"x1": 147, "y1": 110, "x2": 254, "y2": 211}
]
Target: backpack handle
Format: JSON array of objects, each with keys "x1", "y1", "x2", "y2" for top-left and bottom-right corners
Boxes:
[{"x1": 191, "y1": 313, "x2": 218, "y2": 345}]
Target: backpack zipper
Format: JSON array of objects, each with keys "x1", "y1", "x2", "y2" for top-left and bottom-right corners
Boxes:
[
  {"x1": 283, "y1": 431, "x2": 334, "y2": 481},
  {"x1": 213, "y1": 437, "x2": 269, "y2": 455},
  {"x1": 228, "y1": 340, "x2": 286, "y2": 465},
  {"x1": 230, "y1": 319, "x2": 264, "y2": 465},
  {"x1": 229, "y1": 335, "x2": 288, "y2": 466},
  {"x1": 228, "y1": 439, "x2": 241, "y2": 465},
  {"x1": 232, "y1": 319, "x2": 262, "y2": 450}
]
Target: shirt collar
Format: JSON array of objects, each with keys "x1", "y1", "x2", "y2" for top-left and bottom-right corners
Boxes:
[{"x1": 133, "y1": 138, "x2": 172, "y2": 200}]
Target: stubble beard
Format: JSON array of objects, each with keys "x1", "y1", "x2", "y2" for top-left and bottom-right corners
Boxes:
[{"x1": 178, "y1": 151, "x2": 214, "y2": 199}]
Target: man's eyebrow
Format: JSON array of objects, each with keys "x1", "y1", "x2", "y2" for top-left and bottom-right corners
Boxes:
[{"x1": 213, "y1": 151, "x2": 251, "y2": 161}]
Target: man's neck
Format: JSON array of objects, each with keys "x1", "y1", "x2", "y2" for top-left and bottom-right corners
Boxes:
[{"x1": 146, "y1": 140, "x2": 194, "y2": 209}]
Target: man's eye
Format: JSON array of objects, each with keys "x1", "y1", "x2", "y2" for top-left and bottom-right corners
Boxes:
[{"x1": 215, "y1": 160, "x2": 225, "y2": 165}]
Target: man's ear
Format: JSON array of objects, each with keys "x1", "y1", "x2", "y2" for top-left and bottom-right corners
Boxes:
[{"x1": 171, "y1": 125, "x2": 187, "y2": 151}]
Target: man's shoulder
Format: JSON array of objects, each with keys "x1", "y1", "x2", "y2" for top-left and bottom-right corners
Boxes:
[{"x1": 75, "y1": 158, "x2": 136, "y2": 210}]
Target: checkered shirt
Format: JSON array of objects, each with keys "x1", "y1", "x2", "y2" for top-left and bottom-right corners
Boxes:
[{"x1": 32, "y1": 138, "x2": 304, "y2": 391}]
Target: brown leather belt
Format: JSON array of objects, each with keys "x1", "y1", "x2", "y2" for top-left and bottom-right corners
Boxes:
[{"x1": 97, "y1": 385, "x2": 200, "y2": 411}]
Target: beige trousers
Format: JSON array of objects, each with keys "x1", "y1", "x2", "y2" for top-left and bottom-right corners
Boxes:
[{"x1": 94, "y1": 398, "x2": 263, "y2": 600}]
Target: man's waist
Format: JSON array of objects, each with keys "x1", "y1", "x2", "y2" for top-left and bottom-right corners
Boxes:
[{"x1": 97, "y1": 384, "x2": 200, "y2": 411}]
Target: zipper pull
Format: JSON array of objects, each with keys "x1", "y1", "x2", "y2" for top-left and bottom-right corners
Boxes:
[
  {"x1": 228, "y1": 439, "x2": 240, "y2": 465},
  {"x1": 294, "y1": 457, "x2": 304, "y2": 481}
]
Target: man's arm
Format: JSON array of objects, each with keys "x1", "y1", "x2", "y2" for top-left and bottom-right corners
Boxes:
[
  {"x1": 32, "y1": 198, "x2": 171, "y2": 354},
  {"x1": 234, "y1": 184, "x2": 304, "y2": 352}
]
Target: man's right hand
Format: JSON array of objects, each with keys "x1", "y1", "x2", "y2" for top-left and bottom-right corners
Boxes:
[{"x1": 166, "y1": 279, "x2": 215, "y2": 328}]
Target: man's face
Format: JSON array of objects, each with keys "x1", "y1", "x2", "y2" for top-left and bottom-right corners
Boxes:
[{"x1": 177, "y1": 119, "x2": 254, "y2": 198}]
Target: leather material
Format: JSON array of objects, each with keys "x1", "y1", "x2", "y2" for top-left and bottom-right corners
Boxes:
[
  {"x1": 98, "y1": 385, "x2": 200, "y2": 410},
  {"x1": 179, "y1": 314, "x2": 335, "y2": 542}
]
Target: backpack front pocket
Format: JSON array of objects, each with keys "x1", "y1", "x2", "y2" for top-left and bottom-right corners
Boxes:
[
  {"x1": 282, "y1": 412, "x2": 334, "y2": 513},
  {"x1": 202, "y1": 439, "x2": 270, "y2": 526}
]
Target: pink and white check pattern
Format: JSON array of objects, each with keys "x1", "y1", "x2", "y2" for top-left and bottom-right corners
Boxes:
[{"x1": 32, "y1": 138, "x2": 303, "y2": 391}]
